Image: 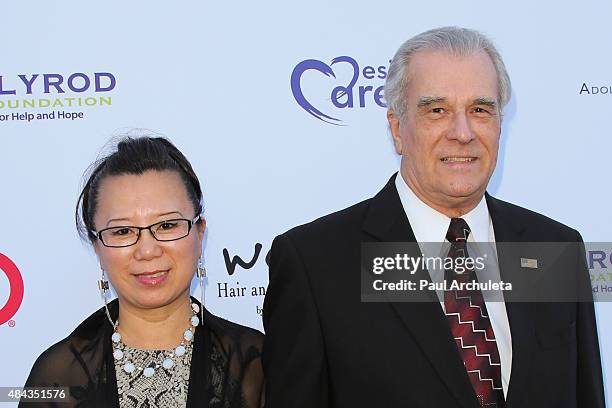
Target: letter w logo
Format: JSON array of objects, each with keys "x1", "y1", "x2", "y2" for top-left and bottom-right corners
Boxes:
[{"x1": 223, "y1": 243, "x2": 263, "y2": 275}]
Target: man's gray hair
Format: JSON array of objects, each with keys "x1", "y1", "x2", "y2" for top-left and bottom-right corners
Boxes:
[{"x1": 384, "y1": 26, "x2": 511, "y2": 118}]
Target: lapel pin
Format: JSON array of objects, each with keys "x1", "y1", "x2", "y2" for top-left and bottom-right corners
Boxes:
[{"x1": 520, "y1": 258, "x2": 538, "y2": 269}]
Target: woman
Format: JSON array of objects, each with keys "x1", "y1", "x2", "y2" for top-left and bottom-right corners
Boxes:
[{"x1": 22, "y1": 136, "x2": 265, "y2": 407}]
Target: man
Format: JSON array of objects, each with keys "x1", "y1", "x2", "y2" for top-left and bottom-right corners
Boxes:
[{"x1": 263, "y1": 27, "x2": 605, "y2": 407}]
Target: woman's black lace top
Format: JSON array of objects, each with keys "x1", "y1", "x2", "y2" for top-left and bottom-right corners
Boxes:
[{"x1": 21, "y1": 298, "x2": 265, "y2": 407}]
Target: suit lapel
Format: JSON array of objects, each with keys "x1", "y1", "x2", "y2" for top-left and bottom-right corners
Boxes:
[
  {"x1": 486, "y1": 193, "x2": 536, "y2": 408},
  {"x1": 362, "y1": 174, "x2": 480, "y2": 408}
]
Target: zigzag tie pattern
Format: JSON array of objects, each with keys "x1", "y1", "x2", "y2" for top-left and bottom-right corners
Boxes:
[{"x1": 444, "y1": 218, "x2": 505, "y2": 408}]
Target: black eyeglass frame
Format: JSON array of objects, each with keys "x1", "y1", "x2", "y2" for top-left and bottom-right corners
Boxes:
[{"x1": 91, "y1": 215, "x2": 202, "y2": 248}]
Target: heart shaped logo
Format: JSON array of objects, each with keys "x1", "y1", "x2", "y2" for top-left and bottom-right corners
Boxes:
[{"x1": 291, "y1": 56, "x2": 361, "y2": 126}]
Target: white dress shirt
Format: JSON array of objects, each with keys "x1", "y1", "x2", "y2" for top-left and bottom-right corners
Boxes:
[{"x1": 394, "y1": 172, "x2": 513, "y2": 397}]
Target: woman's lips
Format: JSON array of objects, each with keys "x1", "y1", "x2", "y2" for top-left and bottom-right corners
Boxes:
[{"x1": 134, "y1": 270, "x2": 169, "y2": 286}]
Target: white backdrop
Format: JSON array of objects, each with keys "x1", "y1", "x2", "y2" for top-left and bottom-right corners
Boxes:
[{"x1": 0, "y1": 0, "x2": 610, "y2": 404}]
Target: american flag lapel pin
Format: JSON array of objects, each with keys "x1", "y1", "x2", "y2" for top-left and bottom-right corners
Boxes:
[{"x1": 520, "y1": 258, "x2": 538, "y2": 269}]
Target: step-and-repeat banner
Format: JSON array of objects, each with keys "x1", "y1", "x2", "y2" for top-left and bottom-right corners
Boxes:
[{"x1": 1, "y1": 1, "x2": 610, "y2": 403}]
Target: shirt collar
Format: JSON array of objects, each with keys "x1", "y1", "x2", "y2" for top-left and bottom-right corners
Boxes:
[{"x1": 394, "y1": 172, "x2": 492, "y2": 243}]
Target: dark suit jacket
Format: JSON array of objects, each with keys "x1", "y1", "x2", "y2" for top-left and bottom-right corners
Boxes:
[{"x1": 263, "y1": 174, "x2": 605, "y2": 408}]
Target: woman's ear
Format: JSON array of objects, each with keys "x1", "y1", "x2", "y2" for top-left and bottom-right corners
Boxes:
[
  {"x1": 197, "y1": 218, "x2": 206, "y2": 243},
  {"x1": 93, "y1": 241, "x2": 107, "y2": 271}
]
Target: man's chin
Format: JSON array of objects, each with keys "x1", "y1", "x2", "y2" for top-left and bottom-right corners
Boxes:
[
  {"x1": 443, "y1": 182, "x2": 482, "y2": 197},
  {"x1": 439, "y1": 183, "x2": 487, "y2": 207}
]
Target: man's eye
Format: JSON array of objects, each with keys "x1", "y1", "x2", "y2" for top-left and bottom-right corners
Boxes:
[
  {"x1": 473, "y1": 107, "x2": 491, "y2": 114},
  {"x1": 431, "y1": 107, "x2": 445, "y2": 113}
]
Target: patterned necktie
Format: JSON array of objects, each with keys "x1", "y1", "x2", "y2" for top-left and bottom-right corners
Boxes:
[{"x1": 444, "y1": 218, "x2": 505, "y2": 408}]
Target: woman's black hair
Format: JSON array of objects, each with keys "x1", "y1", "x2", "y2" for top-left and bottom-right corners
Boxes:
[{"x1": 76, "y1": 135, "x2": 203, "y2": 243}]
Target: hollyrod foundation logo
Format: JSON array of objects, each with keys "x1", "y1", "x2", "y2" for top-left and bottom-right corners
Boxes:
[
  {"x1": 0, "y1": 252, "x2": 24, "y2": 326},
  {"x1": 0, "y1": 72, "x2": 116, "y2": 124},
  {"x1": 291, "y1": 56, "x2": 388, "y2": 125}
]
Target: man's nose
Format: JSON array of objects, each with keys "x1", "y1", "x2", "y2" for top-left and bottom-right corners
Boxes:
[{"x1": 448, "y1": 112, "x2": 476, "y2": 143}]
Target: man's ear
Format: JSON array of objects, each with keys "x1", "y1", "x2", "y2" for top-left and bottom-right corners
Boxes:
[{"x1": 387, "y1": 110, "x2": 403, "y2": 155}]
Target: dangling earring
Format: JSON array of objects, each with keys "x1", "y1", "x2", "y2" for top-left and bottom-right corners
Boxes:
[
  {"x1": 196, "y1": 258, "x2": 206, "y2": 323},
  {"x1": 98, "y1": 269, "x2": 117, "y2": 328}
]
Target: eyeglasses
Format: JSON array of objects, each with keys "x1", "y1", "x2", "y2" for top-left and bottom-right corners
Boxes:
[{"x1": 92, "y1": 215, "x2": 201, "y2": 248}]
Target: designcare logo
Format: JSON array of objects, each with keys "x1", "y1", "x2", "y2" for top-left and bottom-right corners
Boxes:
[
  {"x1": 291, "y1": 55, "x2": 388, "y2": 125},
  {"x1": 0, "y1": 71, "x2": 116, "y2": 124},
  {"x1": 0, "y1": 252, "x2": 24, "y2": 326}
]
